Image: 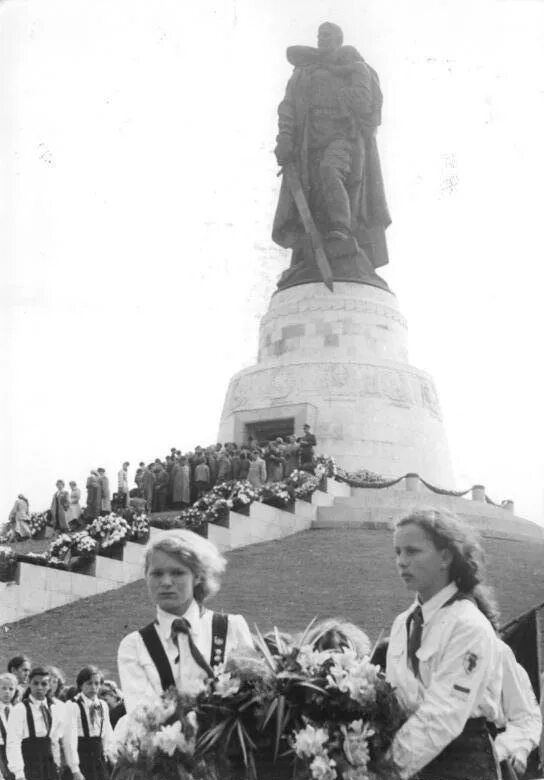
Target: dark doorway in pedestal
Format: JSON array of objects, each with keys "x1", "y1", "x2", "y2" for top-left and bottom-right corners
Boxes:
[{"x1": 245, "y1": 418, "x2": 294, "y2": 446}]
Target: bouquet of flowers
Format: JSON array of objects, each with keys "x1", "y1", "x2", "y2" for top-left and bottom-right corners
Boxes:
[
  {"x1": 128, "y1": 514, "x2": 151, "y2": 541},
  {"x1": 258, "y1": 482, "x2": 295, "y2": 509},
  {"x1": 287, "y1": 470, "x2": 321, "y2": 501},
  {"x1": 289, "y1": 647, "x2": 404, "y2": 780},
  {"x1": 112, "y1": 691, "x2": 204, "y2": 780},
  {"x1": 203, "y1": 482, "x2": 234, "y2": 502},
  {"x1": 28, "y1": 512, "x2": 49, "y2": 537},
  {"x1": 228, "y1": 481, "x2": 260, "y2": 512},
  {"x1": 314, "y1": 456, "x2": 338, "y2": 479},
  {"x1": 88, "y1": 513, "x2": 130, "y2": 549},
  {"x1": 48, "y1": 533, "x2": 74, "y2": 561},
  {"x1": 177, "y1": 507, "x2": 207, "y2": 533},
  {"x1": 204, "y1": 498, "x2": 232, "y2": 524},
  {"x1": 0, "y1": 544, "x2": 18, "y2": 581},
  {"x1": 113, "y1": 620, "x2": 404, "y2": 780},
  {"x1": 195, "y1": 623, "x2": 405, "y2": 779},
  {"x1": 71, "y1": 531, "x2": 98, "y2": 557}
]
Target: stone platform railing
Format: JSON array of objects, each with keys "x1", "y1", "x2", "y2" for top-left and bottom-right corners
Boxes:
[{"x1": 315, "y1": 478, "x2": 543, "y2": 541}]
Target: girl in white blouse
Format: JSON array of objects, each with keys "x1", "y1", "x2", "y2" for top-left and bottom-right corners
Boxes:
[
  {"x1": 118, "y1": 530, "x2": 253, "y2": 713},
  {"x1": 63, "y1": 666, "x2": 113, "y2": 780},
  {"x1": 386, "y1": 509, "x2": 502, "y2": 780}
]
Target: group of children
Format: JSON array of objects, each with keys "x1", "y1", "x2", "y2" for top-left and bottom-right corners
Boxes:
[{"x1": 0, "y1": 657, "x2": 122, "y2": 780}]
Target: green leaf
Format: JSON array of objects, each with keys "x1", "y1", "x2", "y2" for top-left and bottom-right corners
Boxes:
[
  {"x1": 295, "y1": 616, "x2": 319, "y2": 650},
  {"x1": 296, "y1": 680, "x2": 329, "y2": 695},
  {"x1": 274, "y1": 695, "x2": 287, "y2": 761},
  {"x1": 260, "y1": 697, "x2": 278, "y2": 731},
  {"x1": 252, "y1": 624, "x2": 278, "y2": 672},
  {"x1": 236, "y1": 719, "x2": 249, "y2": 766},
  {"x1": 238, "y1": 695, "x2": 262, "y2": 713},
  {"x1": 369, "y1": 628, "x2": 385, "y2": 661},
  {"x1": 196, "y1": 721, "x2": 229, "y2": 753},
  {"x1": 274, "y1": 626, "x2": 286, "y2": 655}
]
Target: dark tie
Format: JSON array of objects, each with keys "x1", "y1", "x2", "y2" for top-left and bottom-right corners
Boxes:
[
  {"x1": 171, "y1": 617, "x2": 214, "y2": 678},
  {"x1": 40, "y1": 703, "x2": 52, "y2": 733},
  {"x1": 4, "y1": 706, "x2": 9, "y2": 720},
  {"x1": 90, "y1": 702, "x2": 101, "y2": 728},
  {"x1": 406, "y1": 605, "x2": 424, "y2": 678}
]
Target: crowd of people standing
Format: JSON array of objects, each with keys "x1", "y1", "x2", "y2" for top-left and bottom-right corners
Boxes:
[
  {"x1": 3, "y1": 426, "x2": 318, "y2": 539},
  {"x1": 126, "y1": 424, "x2": 316, "y2": 514}
]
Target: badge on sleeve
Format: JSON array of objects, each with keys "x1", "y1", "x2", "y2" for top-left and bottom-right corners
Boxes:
[{"x1": 463, "y1": 651, "x2": 478, "y2": 674}]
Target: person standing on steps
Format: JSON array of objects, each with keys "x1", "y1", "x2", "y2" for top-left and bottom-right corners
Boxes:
[
  {"x1": 97, "y1": 468, "x2": 111, "y2": 515},
  {"x1": 50, "y1": 480, "x2": 70, "y2": 532},
  {"x1": 298, "y1": 424, "x2": 316, "y2": 472},
  {"x1": 117, "y1": 461, "x2": 130, "y2": 509}
]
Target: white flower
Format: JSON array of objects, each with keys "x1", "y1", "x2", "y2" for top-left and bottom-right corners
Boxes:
[
  {"x1": 298, "y1": 645, "x2": 336, "y2": 674},
  {"x1": 214, "y1": 670, "x2": 241, "y2": 697},
  {"x1": 293, "y1": 724, "x2": 329, "y2": 758},
  {"x1": 186, "y1": 710, "x2": 198, "y2": 729},
  {"x1": 341, "y1": 720, "x2": 374, "y2": 774},
  {"x1": 326, "y1": 653, "x2": 379, "y2": 705},
  {"x1": 152, "y1": 721, "x2": 191, "y2": 757},
  {"x1": 309, "y1": 753, "x2": 337, "y2": 780},
  {"x1": 343, "y1": 768, "x2": 370, "y2": 780}
]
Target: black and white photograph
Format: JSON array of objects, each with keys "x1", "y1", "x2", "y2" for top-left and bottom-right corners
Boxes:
[{"x1": 1, "y1": 1, "x2": 544, "y2": 778}]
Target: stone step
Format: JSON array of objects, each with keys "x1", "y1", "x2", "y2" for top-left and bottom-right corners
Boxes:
[
  {"x1": 1, "y1": 496, "x2": 320, "y2": 626},
  {"x1": 315, "y1": 501, "x2": 543, "y2": 541}
]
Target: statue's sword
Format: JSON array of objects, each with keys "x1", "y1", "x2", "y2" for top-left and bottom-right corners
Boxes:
[{"x1": 281, "y1": 162, "x2": 334, "y2": 292}]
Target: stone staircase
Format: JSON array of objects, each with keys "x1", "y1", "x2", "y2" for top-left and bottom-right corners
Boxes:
[
  {"x1": 315, "y1": 478, "x2": 544, "y2": 541},
  {"x1": 0, "y1": 499, "x2": 317, "y2": 626},
  {"x1": 2, "y1": 477, "x2": 541, "y2": 628}
]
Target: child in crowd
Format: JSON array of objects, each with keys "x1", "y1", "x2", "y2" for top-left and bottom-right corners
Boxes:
[
  {"x1": 0, "y1": 673, "x2": 17, "y2": 780},
  {"x1": 99, "y1": 680, "x2": 126, "y2": 729},
  {"x1": 63, "y1": 665, "x2": 113, "y2": 780},
  {"x1": 45, "y1": 666, "x2": 68, "y2": 780},
  {"x1": 6, "y1": 657, "x2": 31, "y2": 705},
  {"x1": 6, "y1": 666, "x2": 61, "y2": 780}
]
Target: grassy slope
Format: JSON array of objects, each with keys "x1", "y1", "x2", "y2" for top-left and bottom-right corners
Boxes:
[{"x1": 1, "y1": 528, "x2": 543, "y2": 683}]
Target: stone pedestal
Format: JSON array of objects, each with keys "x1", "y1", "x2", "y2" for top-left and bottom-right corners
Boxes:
[{"x1": 218, "y1": 283, "x2": 454, "y2": 486}]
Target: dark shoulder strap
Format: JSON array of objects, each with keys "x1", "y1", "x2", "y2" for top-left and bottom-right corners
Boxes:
[
  {"x1": 76, "y1": 699, "x2": 90, "y2": 739},
  {"x1": 23, "y1": 701, "x2": 35, "y2": 740},
  {"x1": 139, "y1": 622, "x2": 176, "y2": 691},
  {"x1": 210, "y1": 612, "x2": 229, "y2": 667}
]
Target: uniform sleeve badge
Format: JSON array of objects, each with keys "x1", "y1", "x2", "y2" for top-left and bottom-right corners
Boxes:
[{"x1": 463, "y1": 651, "x2": 478, "y2": 674}]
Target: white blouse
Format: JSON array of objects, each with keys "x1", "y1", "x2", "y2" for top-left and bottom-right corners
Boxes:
[
  {"x1": 386, "y1": 582, "x2": 502, "y2": 779},
  {"x1": 63, "y1": 694, "x2": 113, "y2": 772},
  {"x1": 118, "y1": 600, "x2": 253, "y2": 712}
]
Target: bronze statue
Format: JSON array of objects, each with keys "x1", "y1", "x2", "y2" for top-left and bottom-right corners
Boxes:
[{"x1": 273, "y1": 22, "x2": 391, "y2": 291}]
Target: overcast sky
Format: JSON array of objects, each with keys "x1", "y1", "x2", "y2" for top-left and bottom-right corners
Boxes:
[{"x1": 1, "y1": 0, "x2": 543, "y2": 523}]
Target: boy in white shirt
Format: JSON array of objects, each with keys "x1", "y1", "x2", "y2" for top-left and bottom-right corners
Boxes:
[
  {"x1": 0, "y1": 673, "x2": 17, "y2": 780},
  {"x1": 6, "y1": 667, "x2": 61, "y2": 780}
]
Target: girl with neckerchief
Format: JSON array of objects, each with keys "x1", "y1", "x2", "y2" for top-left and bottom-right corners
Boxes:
[{"x1": 386, "y1": 509, "x2": 502, "y2": 780}]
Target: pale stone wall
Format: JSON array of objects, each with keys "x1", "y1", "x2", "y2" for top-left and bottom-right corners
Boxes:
[
  {"x1": 218, "y1": 283, "x2": 454, "y2": 485},
  {"x1": 258, "y1": 284, "x2": 408, "y2": 364},
  {"x1": 0, "y1": 502, "x2": 317, "y2": 626}
]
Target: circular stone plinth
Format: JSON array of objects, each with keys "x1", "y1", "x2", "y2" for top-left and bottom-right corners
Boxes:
[
  {"x1": 217, "y1": 281, "x2": 454, "y2": 486},
  {"x1": 259, "y1": 283, "x2": 408, "y2": 365}
]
